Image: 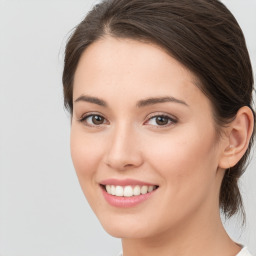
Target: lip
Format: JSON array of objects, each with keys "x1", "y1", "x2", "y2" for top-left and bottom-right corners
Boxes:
[
  {"x1": 99, "y1": 179, "x2": 159, "y2": 208},
  {"x1": 100, "y1": 178, "x2": 156, "y2": 186},
  {"x1": 101, "y1": 187, "x2": 157, "y2": 208}
]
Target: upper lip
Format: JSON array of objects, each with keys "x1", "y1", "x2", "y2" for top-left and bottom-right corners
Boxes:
[{"x1": 99, "y1": 178, "x2": 157, "y2": 186}]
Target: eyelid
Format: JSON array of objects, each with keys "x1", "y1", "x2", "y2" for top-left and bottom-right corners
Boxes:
[
  {"x1": 144, "y1": 112, "x2": 178, "y2": 127},
  {"x1": 77, "y1": 111, "x2": 177, "y2": 128},
  {"x1": 78, "y1": 112, "x2": 109, "y2": 126}
]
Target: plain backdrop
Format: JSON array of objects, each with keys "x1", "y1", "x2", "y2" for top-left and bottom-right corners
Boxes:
[{"x1": 0, "y1": 0, "x2": 255, "y2": 255}]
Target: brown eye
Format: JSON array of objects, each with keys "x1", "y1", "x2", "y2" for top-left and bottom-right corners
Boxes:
[
  {"x1": 145, "y1": 114, "x2": 177, "y2": 127},
  {"x1": 80, "y1": 114, "x2": 107, "y2": 126},
  {"x1": 155, "y1": 116, "x2": 169, "y2": 125},
  {"x1": 92, "y1": 115, "x2": 104, "y2": 125}
]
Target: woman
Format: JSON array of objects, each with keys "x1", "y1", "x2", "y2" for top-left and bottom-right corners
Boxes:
[{"x1": 62, "y1": 0, "x2": 255, "y2": 255}]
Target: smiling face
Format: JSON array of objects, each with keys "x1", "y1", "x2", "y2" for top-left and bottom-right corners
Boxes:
[{"x1": 70, "y1": 36, "x2": 226, "y2": 239}]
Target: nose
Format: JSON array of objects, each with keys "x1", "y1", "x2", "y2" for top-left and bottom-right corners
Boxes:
[{"x1": 104, "y1": 124, "x2": 143, "y2": 171}]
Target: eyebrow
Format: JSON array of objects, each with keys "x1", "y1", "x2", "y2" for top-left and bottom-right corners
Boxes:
[
  {"x1": 74, "y1": 95, "x2": 188, "y2": 108},
  {"x1": 74, "y1": 95, "x2": 108, "y2": 107},
  {"x1": 136, "y1": 96, "x2": 188, "y2": 107}
]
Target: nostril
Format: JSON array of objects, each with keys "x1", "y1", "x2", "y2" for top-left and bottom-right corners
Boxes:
[{"x1": 124, "y1": 163, "x2": 135, "y2": 168}]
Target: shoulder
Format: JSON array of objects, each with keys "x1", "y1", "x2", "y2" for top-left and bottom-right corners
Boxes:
[{"x1": 236, "y1": 247, "x2": 254, "y2": 256}]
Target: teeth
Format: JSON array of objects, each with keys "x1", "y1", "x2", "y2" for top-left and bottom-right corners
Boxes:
[
  {"x1": 133, "y1": 185, "x2": 140, "y2": 196},
  {"x1": 148, "y1": 185, "x2": 154, "y2": 192},
  {"x1": 106, "y1": 185, "x2": 111, "y2": 194},
  {"x1": 104, "y1": 185, "x2": 157, "y2": 197},
  {"x1": 115, "y1": 186, "x2": 124, "y2": 196},
  {"x1": 111, "y1": 185, "x2": 116, "y2": 195},
  {"x1": 124, "y1": 186, "x2": 133, "y2": 197},
  {"x1": 141, "y1": 185, "x2": 148, "y2": 194}
]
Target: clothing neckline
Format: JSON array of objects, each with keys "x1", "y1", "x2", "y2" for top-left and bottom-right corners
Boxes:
[{"x1": 118, "y1": 246, "x2": 252, "y2": 256}]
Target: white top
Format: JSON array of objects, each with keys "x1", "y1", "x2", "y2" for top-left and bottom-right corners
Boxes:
[
  {"x1": 117, "y1": 246, "x2": 253, "y2": 256},
  {"x1": 237, "y1": 247, "x2": 253, "y2": 256}
]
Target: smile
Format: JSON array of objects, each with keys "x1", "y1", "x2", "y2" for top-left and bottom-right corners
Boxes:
[
  {"x1": 100, "y1": 180, "x2": 159, "y2": 207},
  {"x1": 103, "y1": 185, "x2": 158, "y2": 197}
]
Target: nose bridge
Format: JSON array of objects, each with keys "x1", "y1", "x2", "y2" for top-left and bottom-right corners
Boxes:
[{"x1": 105, "y1": 121, "x2": 143, "y2": 170}]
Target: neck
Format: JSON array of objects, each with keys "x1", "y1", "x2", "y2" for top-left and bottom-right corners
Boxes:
[{"x1": 121, "y1": 210, "x2": 241, "y2": 256}]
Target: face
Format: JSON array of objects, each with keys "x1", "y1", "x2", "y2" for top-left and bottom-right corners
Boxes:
[{"x1": 71, "y1": 36, "x2": 225, "y2": 239}]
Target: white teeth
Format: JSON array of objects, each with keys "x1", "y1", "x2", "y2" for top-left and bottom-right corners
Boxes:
[
  {"x1": 141, "y1": 185, "x2": 148, "y2": 194},
  {"x1": 111, "y1": 185, "x2": 116, "y2": 195},
  {"x1": 106, "y1": 185, "x2": 111, "y2": 194},
  {"x1": 104, "y1": 185, "x2": 157, "y2": 196},
  {"x1": 115, "y1": 186, "x2": 124, "y2": 197},
  {"x1": 148, "y1": 185, "x2": 154, "y2": 192},
  {"x1": 133, "y1": 185, "x2": 140, "y2": 196},
  {"x1": 124, "y1": 186, "x2": 133, "y2": 197}
]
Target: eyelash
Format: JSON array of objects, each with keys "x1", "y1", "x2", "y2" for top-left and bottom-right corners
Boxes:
[
  {"x1": 78, "y1": 113, "x2": 109, "y2": 127},
  {"x1": 144, "y1": 113, "x2": 177, "y2": 127},
  {"x1": 78, "y1": 112, "x2": 178, "y2": 128}
]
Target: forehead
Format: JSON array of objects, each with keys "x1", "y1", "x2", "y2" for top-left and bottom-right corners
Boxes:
[{"x1": 73, "y1": 36, "x2": 208, "y2": 107}]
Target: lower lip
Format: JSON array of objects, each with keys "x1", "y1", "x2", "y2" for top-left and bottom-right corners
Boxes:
[{"x1": 101, "y1": 187, "x2": 157, "y2": 208}]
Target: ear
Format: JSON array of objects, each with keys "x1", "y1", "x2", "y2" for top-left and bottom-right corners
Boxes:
[{"x1": 218, "y1": 106, "x2": 254, "y2": 169}]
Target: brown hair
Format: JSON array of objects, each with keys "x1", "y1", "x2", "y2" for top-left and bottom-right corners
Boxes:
[{"x1": 62, "y1": 0, "x2": 255, "y2": 219}]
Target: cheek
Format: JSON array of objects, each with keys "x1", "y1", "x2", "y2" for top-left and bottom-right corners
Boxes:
[
  {"x1": 137, "y1": 129, "x2": 219, "y2": 233},
  {"x1": 144, "y1": 125, "x2": 219, "y2": 204},
  {"x1": 146, "y1": 124, "x2": 217, "y2": 169},
  {"x1": 70, "y1": 127, "x2": 103, "y2": 187},
  {"x1": 70, "y1": 126, "x2": 108, "y2": 215}
]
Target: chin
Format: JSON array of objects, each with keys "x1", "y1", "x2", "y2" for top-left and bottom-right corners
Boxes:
[
  {"x1": 96, "y1": 212, "x2": 159, "y2": 239},
  {"x1": 102, "y1": 223, "x2": 151, "y2": 239}
]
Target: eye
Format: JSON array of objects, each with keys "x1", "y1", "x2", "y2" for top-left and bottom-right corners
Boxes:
[
  {"x1": 79, "y1": 114, "x2": 108, "y2": 127},
  {"x1": 145, "y1": 114, "x2": 177, "y2": 127}
]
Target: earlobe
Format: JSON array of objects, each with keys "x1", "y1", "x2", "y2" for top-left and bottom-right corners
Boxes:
[{"x1": 218, "y1": 106, "x2": 254, "y2": 169}]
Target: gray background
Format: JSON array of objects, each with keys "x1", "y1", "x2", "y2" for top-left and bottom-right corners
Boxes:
[{"x1": 0, "y1": 0, "x2": 255, "y2": 255}]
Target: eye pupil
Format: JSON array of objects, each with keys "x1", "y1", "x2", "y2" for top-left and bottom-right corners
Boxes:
[
  {"x1": 92, "y1": 115, "x2": 104, "y2": 125},
  {"x1": 156, "y1": 116, "x2": 168, "y2": 125}
]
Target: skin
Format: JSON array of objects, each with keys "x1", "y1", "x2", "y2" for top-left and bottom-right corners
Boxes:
[{"x1": 70, "y1": 36, "x2": 253, "y2": 256}]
